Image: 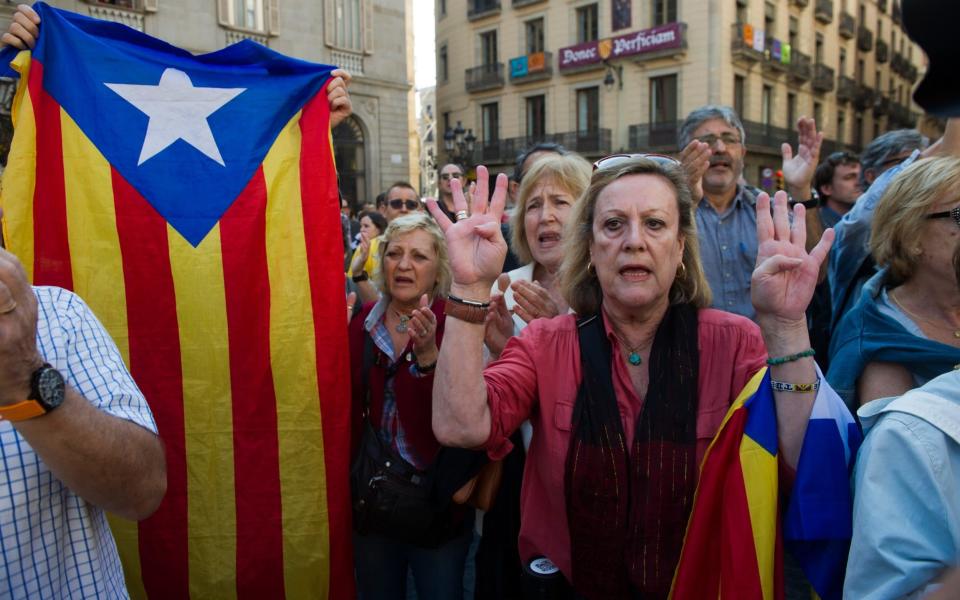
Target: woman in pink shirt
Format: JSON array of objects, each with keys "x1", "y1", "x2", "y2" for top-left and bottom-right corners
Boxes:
[{"x1": 427, "y1": 156, "x2": 834, "y2": 599}]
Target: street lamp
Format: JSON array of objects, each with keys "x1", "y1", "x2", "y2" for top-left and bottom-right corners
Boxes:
[{"x1": 444, "y1": 120, "x2": 476, "y2": 169}]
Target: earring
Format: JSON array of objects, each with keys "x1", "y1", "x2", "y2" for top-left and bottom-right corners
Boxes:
[
  {"x1": 677, "y1": 261, "x2": 687, "y2": 278},
  {"x1": 587, "y1": 262, "x2": 595, "y2": 276}
]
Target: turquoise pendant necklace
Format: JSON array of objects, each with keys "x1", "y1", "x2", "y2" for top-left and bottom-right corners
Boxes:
[{"x1": 612, "y1": 331, "x2": 643, "y2": 366}]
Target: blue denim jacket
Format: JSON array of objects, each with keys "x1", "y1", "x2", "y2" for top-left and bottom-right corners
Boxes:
[
  {"x1": 844, "y1": 370, "x2": 960, "y2": 599},
  {"x1": 828, "y1": 150, "x2": 920, "y2": 328}
]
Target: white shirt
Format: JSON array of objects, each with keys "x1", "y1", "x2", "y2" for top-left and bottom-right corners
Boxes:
[{"x1": 0, "y1": 287, "x2": 157, "y2": 599}]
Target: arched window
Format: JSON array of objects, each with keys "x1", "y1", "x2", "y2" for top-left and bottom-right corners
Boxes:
[{"x1": 333, "y1": 115, "x2": 367, "y2": 211}]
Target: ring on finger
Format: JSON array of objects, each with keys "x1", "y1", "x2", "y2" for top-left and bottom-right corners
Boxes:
[
  {"x1": 0, "y1": 299, "x2": 17, "y2": 314},
  {"x1": 455, "y1": 210, "x2": 468, "y2": 222}
]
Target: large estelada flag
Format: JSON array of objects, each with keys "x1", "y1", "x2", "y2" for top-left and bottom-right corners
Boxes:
[
  {"x1": 671, "y1": 369, "x2": 862, "y2": 600},
  {"x1": 0, "y1": 3, "x2": 353, "y2": 598}
]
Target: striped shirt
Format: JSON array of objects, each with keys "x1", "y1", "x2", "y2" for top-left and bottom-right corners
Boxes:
[{"x1": 0, "y1": 287, "x2": 157, "y2": 599}]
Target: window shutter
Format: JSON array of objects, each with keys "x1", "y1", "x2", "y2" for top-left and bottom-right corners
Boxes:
[
  {"x1": 217, "y1": 0, "x2": 230, "y2": 26},
  {"x1": 363, "y1": 0, "x2": 374, "y2": 54},
  {"x1": 324, "y1": 0, "x2": 336, "y2": 47},
  {"x1": 267, "y1": 0, "x2": 280, "y2": 35},
  {"x1": 142, "y1": 0, "x2": 158, "y2": 12}
]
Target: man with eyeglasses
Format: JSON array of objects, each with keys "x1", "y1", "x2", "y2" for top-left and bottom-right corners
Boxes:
[
  {"x1": 437, "y1": 163, "x2": 465, "y2": 223},
  {"x1": 678, "y1": 105, "x2": 821, "y2": 320}
]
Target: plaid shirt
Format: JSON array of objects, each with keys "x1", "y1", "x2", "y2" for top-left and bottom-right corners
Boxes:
[{"x1": 1, "y1": 287, "x2": 157, "y2": 599}]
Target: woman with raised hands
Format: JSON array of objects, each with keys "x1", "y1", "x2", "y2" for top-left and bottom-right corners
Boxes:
[{"x1": 426, "y1": 158, "x2": 841, "y2": 598}]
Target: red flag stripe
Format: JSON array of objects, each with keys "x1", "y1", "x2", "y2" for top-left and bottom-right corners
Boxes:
[
  {"x1": 299, "y1": 92, "x2": 355, "y2": 599},
  {"x1": 27, "y1": 60, "x2": 72, "y2": 289},
  {"x1": 112, "y1": 169, "x2": 189, "y2": 598},
  {"x1": 219, "y1": 168, "x2": 286, "y2": 599}
]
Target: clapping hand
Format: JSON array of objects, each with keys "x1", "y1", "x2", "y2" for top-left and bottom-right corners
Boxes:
[
  {"x1": 408, "y1": 294, "x2": 438, "y2": 360},
  {"x1": 510, "y1": 279, "x2": 560, "y2": 324},
  {"x1": 484, "y1": 274, "x2": 515, "y2": 359}
]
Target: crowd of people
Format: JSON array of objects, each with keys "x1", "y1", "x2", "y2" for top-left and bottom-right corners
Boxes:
[{"x1": 3, "y1": 1, "x2": 960, "y2": 599}]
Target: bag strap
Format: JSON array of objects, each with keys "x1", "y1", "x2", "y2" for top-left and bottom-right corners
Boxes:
[{"x1": 361, "y1": 331, "x2": 376, "y2": 418}]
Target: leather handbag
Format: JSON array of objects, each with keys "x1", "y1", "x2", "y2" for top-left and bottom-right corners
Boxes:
[{"x1": 452, "y1": 459, "x2": 503, "y2": 511}]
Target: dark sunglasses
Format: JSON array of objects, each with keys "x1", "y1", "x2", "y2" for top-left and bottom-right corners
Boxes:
[
  {"x1": 826, "y1": 151, "x2": 859, "y2": 163},
  {"x1": 593, "y1": 153, "x2": 681, "y2": 172},
  {"x1": 926, "y1": 205, "x2": 960, "y2": 228},
  {"x1": 388, "y1": 198, "x2": 421, "y2": 211},
  {"x1": 440, "y1": 172, "x2": 463, "y2": 180}
]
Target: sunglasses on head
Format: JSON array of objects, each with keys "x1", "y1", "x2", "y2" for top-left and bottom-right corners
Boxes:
[
  {"x1": 926, "y1": 205, "x2": 960, "y2": 228},
  {"x1": 440, "y1": 172, "x2": 463, "y2": 180},
  {"x1": 388, "y1": 198, "x2": 421, "y2": 211},
  {"x1": 593, "y1": 153, "x2": 681, "y2": 172}
]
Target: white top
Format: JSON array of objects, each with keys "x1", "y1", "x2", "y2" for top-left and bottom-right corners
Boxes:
[{"x1": 0, "y1": 287, "x2": 157, "y2": 599}]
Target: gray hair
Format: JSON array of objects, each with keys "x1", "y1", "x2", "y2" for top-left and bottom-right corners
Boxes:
[
  {"x1": 678, "y1": 105, "x2": 746, "y2": 149},
  {"x1": 860, "y1": 129, "x2": 927, "y2": 188}
]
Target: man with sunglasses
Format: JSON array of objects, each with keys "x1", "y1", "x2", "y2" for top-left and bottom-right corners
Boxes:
[
  {"x1": 678, "y1": 106, "x2": 821, "y2": 320},
  {"x1": 382, "y1": 181, "x2": 423, "y2": 223},
  {"x1": 350, "y1": 182, "x2": 423, "y2": 293}
]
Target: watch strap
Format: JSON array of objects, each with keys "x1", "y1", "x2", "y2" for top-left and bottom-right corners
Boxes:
[
  {"x1": 0, "y1": 399, "x2": 47, "y2": 422},
  {"x1": 444, "y1": 297, "x2": 488, "y2": 324}
]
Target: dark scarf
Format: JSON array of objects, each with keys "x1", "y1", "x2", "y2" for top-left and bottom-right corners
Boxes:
[{"x1": 565, "y1": 304, "x2": 700, "y2": 599}]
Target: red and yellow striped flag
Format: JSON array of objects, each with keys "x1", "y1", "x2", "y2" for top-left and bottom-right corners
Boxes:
[{"x1": 0, "y1": 4, "x2": 353, "y2": 598}]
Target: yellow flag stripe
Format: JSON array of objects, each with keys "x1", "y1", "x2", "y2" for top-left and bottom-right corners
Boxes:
[
  {"x1": 740, "y1": 436, "x2": 779, "y2": 600},
  {"x1": 167, "y1": 224, "x2": 239, "y2": 599},
  {"x1": 1, "y1": 51, "x2": 37, "y2": 278},
  {"x1": 262, "y1": 113, "x2": 330, "y2": 598}
]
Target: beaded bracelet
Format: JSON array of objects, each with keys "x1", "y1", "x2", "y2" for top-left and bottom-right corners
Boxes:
[
  {"x1": 770, "y1": 378, "x2": 820, "y2": 393},
  {"x1": 765, "y1": 348, "x2": 815, "y2": 366}
]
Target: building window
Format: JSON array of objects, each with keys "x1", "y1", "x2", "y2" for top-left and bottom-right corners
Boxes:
[
  {"x1": 733, "y1": 75, "x2": 745, "y2": 118},
  {"x1": 649, "y1": 74, "x2": 678, "y2": 124},
  {"x1": 438, "y1": 44, "x2": 448, "y2": 83},
  {"x1": 788, "y1": 16, "x2": 798, "y2": 49},
  {"x1": 332, "y1": 116, "x2": 366, "y2": 217},
  {"x1": 857, "y1": 58, "x2": 865, "y2": 83},
  {"x1": 764, "y1": 1, "x2": 776, "y2": 34},
  {"x1": 482, "y1": 102, "x2": 500, "y2": 144},
  {"x1": 854, "y1": 112, "x2": 864, "y2": 148},
  {"x1": 480, "y1": 30, "x2": 498, "y2": 65},
  {"x1": 787, "y1": 92, "x2": 797, "y2": 130},
  {"x1": 837, "y1": 110, "x2": 846, "y2": 144},
  {"x1": 526, "y1": 95, "x2": 546, "y2": 139},
  {"x1": 221, "y1": 0, "x2": 266, "y2": 31},
  {"x1": 736, "y1": 0, "x2": 748, "y2": 24},
  {"x1": 652, "y1": 0, "x2": 677, "y2": 25},
  {"x1": 443, "y1": 111, "x2": 451, "y2": 133},
  {"x1": 814, "y1": 102, "x2": 823, "y2": 131},
  {"x1": 438, "y1": 0, "x2": 446, "y2": 18},
  {"x1": 815, "y1": 33, "x2": 824, "y2": 63},
  {"x1": 576, "y1": 4, "x2": 599, "y2": 43},
  {"x1": 762, "y1": 85, "x2": 773, "y2": 126},
  {"x1": 576, "y1": 87, "x2": 599, "y2": 134},
  {"x1": 331, "y1": 0, "x2": 363, "y2": 51},
  {"x1": 875, "y1": 69, "x2": 881, "y2": 88},
  {"x1": 840, "y1": 47, "x2": 847, "y2": 75},
  {"x1": 525, "y1": 18, "x2": 545, "y2": 54}
]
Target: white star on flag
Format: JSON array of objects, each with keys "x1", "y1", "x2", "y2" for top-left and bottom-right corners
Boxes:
[{"x1": 105, "y1": 68, "x2": 246, "y2": 166}]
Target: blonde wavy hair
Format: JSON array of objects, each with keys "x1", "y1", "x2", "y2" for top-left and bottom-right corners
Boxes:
[
  {"x1": 870, "y1": 155, "x2": 960, "y2": 287},
  {"x1": 558, "y1": 158, "x2": 712, "y2": 315},
  {"x1": 509, "y1": 153, "x2": 592, "y2": 265},
  {"x1": 374, "y1": 213, "x2": 451, "y2": 300}
]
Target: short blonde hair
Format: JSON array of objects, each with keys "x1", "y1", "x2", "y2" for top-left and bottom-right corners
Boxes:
[
  {"x1": 559, "y1": 158, "x2": 712, "y2": 315},
  {"x1": 510, "y1": 153, "x2": 592, "y2": 264},
  {"x1": 871, "y1": 155, "x2": 960, "y2": 287},
  {"x1": 374, "y1": 213, "x2": 451, "y2": 299}
]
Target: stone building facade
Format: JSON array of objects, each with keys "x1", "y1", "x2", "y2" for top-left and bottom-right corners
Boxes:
[
  {"x1": 436, "y1": 0, "x2": 926, "y2": 190},
  {"x1": 0, "y1": 0, "x2": 415, "y2": 207}
]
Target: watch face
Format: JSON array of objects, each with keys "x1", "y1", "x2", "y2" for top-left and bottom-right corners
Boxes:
[{"x1": 36, "y1": 367, "x2": 66, "y2": 410}]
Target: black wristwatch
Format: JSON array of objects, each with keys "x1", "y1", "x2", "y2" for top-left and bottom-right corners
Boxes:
[
  {"x1": 351, "y1": 271, "x2": 369, "y2": 283},
  {"x1": 789, "y1": 188, "x2": 820, "y2": 209},
  {"x1": 0, "y1": 363, "x2": 66, "y2": 421}
]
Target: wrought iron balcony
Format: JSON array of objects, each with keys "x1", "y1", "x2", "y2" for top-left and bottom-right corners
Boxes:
[
  {"x1": 873, "y1": 94, "x2": 891, "y2": 117},
  {"x1": 815, "y1": 0, "x2": 834, "y2": 23},
  {"x1": 839, "y1": 12, "x2": 855, "y2": 38},
  {"x1": 788, "y1": 50, "x2": 812, "y2": 82},
  {"x1": 465, "y1": 63, "x2": 505, "y2": 92},
  {"x1": 812, "y1": 63, "x2": 835, "y2": 92},
  {"x1": 876, "y1": 39, "x2": 889, "y2": 63},
  {"x1": 762, "y1": 38, "x2": 789, "y2": 75},
  {"x1": 891, "y1": 51, "x2": 906, "y2": 75},
  {"x1": 628, "y1": 121, "x2": 681, "y2": 152},
  {"x1": 837, "y1": 75, "x2": 857, "y2": 103},
  {"x1": 743, "y1": 120, "x2": 799, "y2": 153},
  {"x1": 731, "y1": 23, "x2": 764, "y2": 63},
  {"x1": 479, "y1": 129, "x2": 612, "y2": 164},
  {"x1": 905, "y1": 63, "x2": 919, "y2": 83},
  {"x1": 467, "y1": 0, "x2": 500, "y2": 21},
  {"x1": 854, "y1": 84, "x2": 875, "y2": 111},
  {"x1": 857, "y1": 26, "x2": 874, "y2": 53},
  {"x1": 877, "y1": 0, "x2": 888, "y2": 12}
]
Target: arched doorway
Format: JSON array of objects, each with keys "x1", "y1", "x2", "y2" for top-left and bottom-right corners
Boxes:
[{"x1": 332, "y1": 116, "x2": 367, "y2": 212}]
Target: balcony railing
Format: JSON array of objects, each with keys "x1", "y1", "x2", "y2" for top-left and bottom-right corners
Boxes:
[
  {"x1": 873, "y1": 94, "x2": 891, "y2": 116},
  {"x1": 788, "y1": 50, "x2": 812, "y2": 82},
  {"x1": 467, "y1": 0, "x2": 500, "y2": 20},
  {"x1": 877, "y1": 0, "x2": 888, "y2": 12},
  {"x1": 839, "y1": 12, "x2": 855, "y2": 38},
  {"x1": 508, "y1": 52, "x2": 553, "y2": 83},
  {"x1": 837, "y1": 75, "x2": 857, "y2": 102},
  {"x1": 480, "y1": 130, "x2": 612, "y2": 163},
  {"x1": 793, "y1": 0, "x2": 810, "y2": 6},
  {"x1": 763, "y1": 38, "x2": 789, "y2": 74},
  {"x1": 512, "y1": 0, "x2": 545, "y2": 7},
  {"x1": 628, "y1": 121, "x2": 681, "y2": 152},
  {"x1": 731, "y1": 23, "x2": 764, "y2": 63},
  {"x1": 815, "y1": 0, "x2": 833, "y2": 23},
  {"x1": 465, "y1": 63, "x2": 505, "y2": 92},
  {"x1": 854, "y1": 84, "x2": 875, "y2": 111},
  {"x1": 891, "y1": 51, "x2": 906, "y2": 75},
  {"x1": 905, "y1": 63, "x2": 919, "y2": 82},
  {"x1": 812, "y1": 63, "x2": 835, "y2": 92},
  {"x1": 857, "y1": 26, "x2": 874, "y2": 53},
  {"x1": 876, "y1": 39, "x2": 889, "y2": 63},
  {"x1": 743, "y1": 120, "x2": 799, "y2": 152}
]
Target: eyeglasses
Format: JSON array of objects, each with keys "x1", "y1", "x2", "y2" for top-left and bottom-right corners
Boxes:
[
  {"x1": 694, "y1": 133, "x2": 742, "y2": 148},
  {"x1": 593, "y1": 153, "x2": 680, "y2": 172},
  {"x1": 440, "y1": 172, "x2": 463, "y2": 181},
  {"x1": 388, "y1": 198, "x2": 421, "y2": 211},
  {"x1": 926, "y1": 206, "x2": 960, "y2": 228}
]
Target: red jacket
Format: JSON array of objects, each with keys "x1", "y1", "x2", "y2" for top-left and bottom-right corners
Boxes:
[{"x1": 348, "y1": 298, "x2": 447, "y2": 465}]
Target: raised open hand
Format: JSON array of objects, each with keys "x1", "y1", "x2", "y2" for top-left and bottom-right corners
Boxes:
[
  {"x1": 781, "y1": 117, "x2": 823, "y2": 195},
  {"x1": 426, "y1": 165, "x2": 508, "y2": 299},
  {"x1": 678, "y1": 139, "x2": 711, "y2": 201},
  {"x1": 751, "y1": 191, "x2": 834, "y2": 322}
]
